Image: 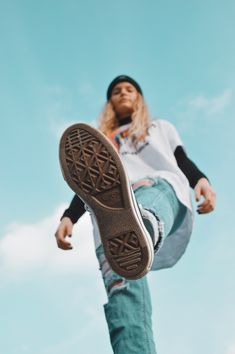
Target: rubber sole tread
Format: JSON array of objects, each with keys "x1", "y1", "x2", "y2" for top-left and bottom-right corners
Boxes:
[{"x1": 59, "y1": 123, "x2": 153, "y2": 279}]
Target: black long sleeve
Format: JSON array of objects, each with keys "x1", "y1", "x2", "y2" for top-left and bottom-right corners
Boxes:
[
  {"x1": 61, "y1": 194, "x2": 86, "y2": 224},
  {"x1": 174, "y1": 145, "x2": 208, "y2": 188}
]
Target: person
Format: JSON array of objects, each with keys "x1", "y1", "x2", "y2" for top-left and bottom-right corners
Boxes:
[{"x1": 55, "y1": 75, "x2": 216, "y2": 353}]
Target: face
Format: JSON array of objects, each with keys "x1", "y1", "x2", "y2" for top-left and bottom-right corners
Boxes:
[{"x1": 110, "y1": 82, "x2": 139, "y2": 119}]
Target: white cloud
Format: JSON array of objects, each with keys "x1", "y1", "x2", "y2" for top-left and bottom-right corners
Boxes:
[
  {"x1": 227, "y1": 344, "x2": 235, "y2": 354},
  {"x1": 187, "y1": 89, "x2": 232, "y2": 115},
  {"x1": 0, "y1": 204, "x2": 97, "y2": 280}
]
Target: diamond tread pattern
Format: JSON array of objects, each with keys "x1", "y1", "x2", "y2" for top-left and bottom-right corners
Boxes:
[
  {"x1": 109, "y1": 232, "x2": 142, "y2": 271},
  {"x1": 65, "y1": 128, "x2": 121, "y2": 195}
]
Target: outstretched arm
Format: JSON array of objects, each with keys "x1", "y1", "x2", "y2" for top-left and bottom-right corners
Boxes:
[
  {"x1": 174, "y1": 146, "x2": 208, "y2": 188},
  {"x1": 174, "y1": 146, "x2": 216, "y2": 214}
]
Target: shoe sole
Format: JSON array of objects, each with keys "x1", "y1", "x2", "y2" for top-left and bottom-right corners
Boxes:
[{"x1": 59, "y1": 123, "x2": 153, "y2": 279}]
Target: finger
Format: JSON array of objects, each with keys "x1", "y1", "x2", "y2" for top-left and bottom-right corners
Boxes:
[
  {"x1": 197, "y1": 199, "x2": 210, "y2": 211},
  {"x1": 195, "y1": 187, "x2": 201, "y2": 202},
  {"x1": 56, "y1": 233, "x2": 73, "y2": 249},
  {"x1": 57, "y1": 238, "x2": 73, "y2": 250},
  {"x1": 197, "y1": 203, "x2": 211, "y2": 212},
  {"x1": 197, "y1": 201, "x2": 215, "y2": 213},
  {"x1": 198, "y1": 208, "x2": 213, "y2": 214},
  {"x1": 55, "y1": 226, "x2": 72, "y2": 241},
  {"x1": 55, "y1": 228, "x2": 65, "y2": 240}
]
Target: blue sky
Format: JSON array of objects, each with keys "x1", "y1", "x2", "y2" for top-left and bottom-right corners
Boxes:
[{"x1": 0, "y1": 0, "x2": 235, "y2": 353}]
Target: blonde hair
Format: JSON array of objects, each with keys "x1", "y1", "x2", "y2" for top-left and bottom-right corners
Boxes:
[{"x1": 98, "y1": 94, "x2": 152, "y2": 146}]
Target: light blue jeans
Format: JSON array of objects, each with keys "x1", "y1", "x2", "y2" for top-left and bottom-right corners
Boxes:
[{"x1": 96, "y1": 178, "x2": 187, "y2": 354}]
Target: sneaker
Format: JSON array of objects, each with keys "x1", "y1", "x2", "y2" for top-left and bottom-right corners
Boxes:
[{"x1": 59, "y1": 123, "x2": 154, "y2": 279}]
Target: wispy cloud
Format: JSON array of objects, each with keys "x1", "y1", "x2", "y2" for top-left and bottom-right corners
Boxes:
[
  {"x1": 186, "y1": 89, "x2": 232, "y2": 116},
  {"x1": 173, "y1": 89, "x2": 233, "y2": 132},
  {"x1": 0, "y1": 205, "x2": 97, "y2": 281}
]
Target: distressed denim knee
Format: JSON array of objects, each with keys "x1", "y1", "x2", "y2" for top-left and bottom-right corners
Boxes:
[{"x1": 96, "y1": 245, "x2": 128, "y2": 298}]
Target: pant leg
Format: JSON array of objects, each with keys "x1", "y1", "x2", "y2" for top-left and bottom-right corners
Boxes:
[
  {"x1": 134, "y1": 178, "x2": 187, "y2": 239},
  {"x1": 96, "y1": 245, "x2": 157, "y2": 354}
]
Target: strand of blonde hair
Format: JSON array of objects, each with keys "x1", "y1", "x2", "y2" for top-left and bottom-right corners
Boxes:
[{"x1": 98, "y1": 94, "x2": 152, "y2": 146}]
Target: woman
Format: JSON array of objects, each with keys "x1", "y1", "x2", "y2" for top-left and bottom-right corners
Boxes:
[{"x1": 55, "y1": 75, "x2": 216, "y2": 353}]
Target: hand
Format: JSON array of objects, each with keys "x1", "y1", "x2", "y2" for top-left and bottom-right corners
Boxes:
[
  {"x1": 55, "y1": 217, "x2": 74, "y2": 250},
  {"x1": 194, "y1": 178, "x2": 216, "y2": 214}
]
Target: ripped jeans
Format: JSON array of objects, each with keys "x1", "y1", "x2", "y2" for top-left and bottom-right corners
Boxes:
[{"x1": 95, "y1": 178, "x2": 187, "y2": 354}]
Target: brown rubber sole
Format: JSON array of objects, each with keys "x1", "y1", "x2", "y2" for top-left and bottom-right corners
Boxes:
[{"x1": 59, "y1": 123, "x2": 153, "y2": 279}]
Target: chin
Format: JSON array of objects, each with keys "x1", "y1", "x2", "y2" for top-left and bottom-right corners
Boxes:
[{"x1": 118, "y1": 106, "x2": 134, "y2": 116}]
